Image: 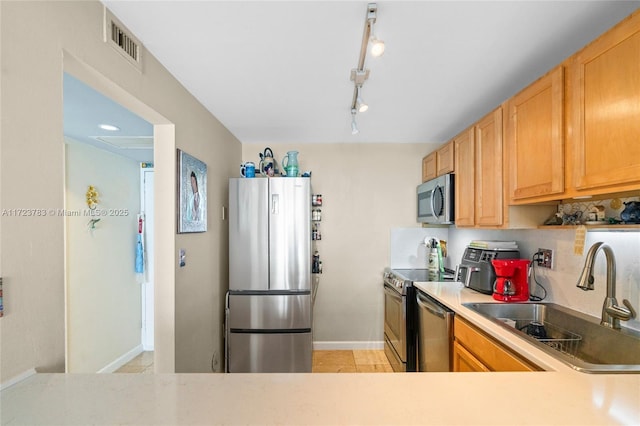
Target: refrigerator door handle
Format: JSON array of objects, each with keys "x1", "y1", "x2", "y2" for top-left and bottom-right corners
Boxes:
[
  {"x1": 272, "y1": 194, "x2": 279, "y2": 214},
  {"x1": 225, "y1": 292, "x2": 229, "y2": 373}
]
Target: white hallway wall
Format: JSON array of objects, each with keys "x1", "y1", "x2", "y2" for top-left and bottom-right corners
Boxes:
[
  {"x1": 65, "y1": 140, "x2": 141, "y2": 373},
  {"x1": 1, "y1": 0, "x2": 240, "y2": 382}
]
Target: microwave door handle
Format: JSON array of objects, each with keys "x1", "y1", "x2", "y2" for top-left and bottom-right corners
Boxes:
[
  {"x1": 432, "y1": 184, "x2": 444, "y2": 220},
  {"x1": 430, "y1": 186, "x2": 438, "y2": 219}
]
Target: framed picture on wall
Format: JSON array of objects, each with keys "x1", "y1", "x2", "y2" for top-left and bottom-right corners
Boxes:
[{"x1": 177, "y1": 149, "x2": 207, "y2": 233}]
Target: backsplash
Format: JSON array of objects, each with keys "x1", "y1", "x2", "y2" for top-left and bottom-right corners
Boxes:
[
  {"x1": 389, "y1": 227, "x2": 449, "y2": 269},
  {"x1": 391, "y1": 226, "x2": 640, "y2": 332}
]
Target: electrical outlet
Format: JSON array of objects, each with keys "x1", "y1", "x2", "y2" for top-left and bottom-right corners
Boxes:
[{"x1": 538, "y1": 248, "x2": 553, "y2": 269}]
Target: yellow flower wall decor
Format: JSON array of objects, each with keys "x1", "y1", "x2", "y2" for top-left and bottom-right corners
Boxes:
[{"x1": 86, "y1": 185, "x2": 99, "y2": 210}]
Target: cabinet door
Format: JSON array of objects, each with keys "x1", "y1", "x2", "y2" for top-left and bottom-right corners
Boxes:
[
  {"x1": 436, "y1": 141, "x2": 455, "y2": 176},
  {"x1": 454, "y1": 317, "x2": 539, "y2": 372},
  {"x1": 422, "y1": 152, "x2": 437, "y2": 182},
  {"x1": 571, "y1": 12, "x2": 640, "y2": 192},
  {"x1": 475, "y1": 108, "x2": 503, "y2": 226},
  {"x1": 454, "y1": 127, "x2": 475, "y2": 226},
  {"x1": 452, "y1": 341, "x2": 489, "y2": 372},
  {"x1": 507, "y1": 66, "x2": 564, "y2": 201}
]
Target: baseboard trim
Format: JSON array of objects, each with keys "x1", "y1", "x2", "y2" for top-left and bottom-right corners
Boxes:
[
  {"x1": 97, "y1": 344, "x2": 144, "y2": 373},
  {"x1": 1, "y1": 368, "x2": 37, "y2": 391},
  {"x1": 313, "y1": 341, "x2": 384, "y2": 350}
]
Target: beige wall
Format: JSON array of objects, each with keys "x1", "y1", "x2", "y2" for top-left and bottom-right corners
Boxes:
[
  {"x1": 243, "y1": 143, "x2": 438, "y2": 345},
  {"x1": 1, "y1": 1, "x2": 240, "y2": 381},
  {"x1": 65, "y1": 140, "x2": 142, "y2": 373}
]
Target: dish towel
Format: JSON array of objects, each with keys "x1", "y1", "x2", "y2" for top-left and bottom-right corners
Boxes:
[
  {"x1": 135, "y1": 234, "x2": 144, "y2": 274},
  {"x1": 135, "y1": 215, "x2": 145, "y2": 280}
]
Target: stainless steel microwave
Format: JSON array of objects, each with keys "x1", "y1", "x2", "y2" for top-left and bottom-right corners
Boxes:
[{"x1": 417, "y1": 174, "x2": 454, "y2": 224}]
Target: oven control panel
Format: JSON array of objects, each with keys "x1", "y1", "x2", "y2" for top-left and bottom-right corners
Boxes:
[{"x1": 383, "y1": 269, "x2": 411, "y2": 294}]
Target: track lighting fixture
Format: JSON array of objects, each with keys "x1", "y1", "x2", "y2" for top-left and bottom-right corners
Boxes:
[
  {"x1": 349, "y1": 3, "x2": 384, "y2": 135},
  {"x1": 351, "y1": 109, "x2": 359, "y2": 135}
]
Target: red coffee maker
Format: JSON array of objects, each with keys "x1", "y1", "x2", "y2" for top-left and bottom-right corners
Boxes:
[{"x1": 491, "y1": 259, "x2": 531, "y2": 302}]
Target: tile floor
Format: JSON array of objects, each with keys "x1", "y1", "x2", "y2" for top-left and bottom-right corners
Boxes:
[
  {"x1": 312, "y1": 350, "x2": 393, "y2": 373},
  {"x1": 115, "y1": 350, "x2": 392, "y2": 374},
  {"x1": 114, "y1": 351, "x2": 154, "y2": 374}
]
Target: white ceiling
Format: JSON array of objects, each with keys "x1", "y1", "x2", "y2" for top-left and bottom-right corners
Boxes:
[
  {"x1": 101, "y1": 1, "x2": 639, "y2": 145},
  {"x1": 64, "y1": 73, "x2": 154, "y2": 162}
]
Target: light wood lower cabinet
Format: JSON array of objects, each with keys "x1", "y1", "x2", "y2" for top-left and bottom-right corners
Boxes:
[
  {"x1": 452, "y1": 341, "x2": 490, "y2": 372},
  {"x1": 453, "y1": 316, "x2": 540, "y2": 372}
]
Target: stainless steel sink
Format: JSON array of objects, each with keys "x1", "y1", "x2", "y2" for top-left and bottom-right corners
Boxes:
[{"x1": 462, "y1": 302, "x2": 640, "y2": 373}]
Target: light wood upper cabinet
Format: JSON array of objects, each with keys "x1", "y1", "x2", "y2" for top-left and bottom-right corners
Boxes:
[
  {"x1": 454, "y1": 127, "x2": 475, "y2": 227},
  {"x1": 569, "y1": 11, "x2": 640, "y2": 195},
  {"x1": 454, "y1": 108, "x2": 505, "y2": 227},
  {"x1": 475, "y1": 108, "x2": 504, "y2": 226},
  {"x1": 422, "y1": 152, "x2": 437, "y2": 182},
  {"x1": 422, "y1": 141, "x2": 455, "y2": 182},
  {"x1": 436, "y1": 141, "x2": 455, "y2": 176},
  {"x1": 506, "y1": 66, "x2": 565, "y2": 203}
]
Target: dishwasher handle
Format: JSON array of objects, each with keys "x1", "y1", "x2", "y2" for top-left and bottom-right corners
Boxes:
[{"x1": 417, "y1": 291, "x2": 448, "y2": 319}]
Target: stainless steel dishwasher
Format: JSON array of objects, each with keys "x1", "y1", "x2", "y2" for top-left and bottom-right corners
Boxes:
[{"x1": 416, "y1": 289, "x2": 454, "y2": 372}]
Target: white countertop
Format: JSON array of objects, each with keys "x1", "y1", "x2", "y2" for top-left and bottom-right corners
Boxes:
[{"x1": 2, "y1": 282, "x2": 639, "y2": 426}]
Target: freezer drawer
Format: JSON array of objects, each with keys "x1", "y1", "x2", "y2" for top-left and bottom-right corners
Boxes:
[
  {"x1": 228, "y1": 332, "x2": 312, "y2": 373},
  {"x1": 227, "y1": 292, "x2": 311, "y2": 330}
]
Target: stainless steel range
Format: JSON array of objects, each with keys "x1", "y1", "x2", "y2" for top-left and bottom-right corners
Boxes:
[{"x1": 383, "y1": 268, "x2": 418, "y2": 372}]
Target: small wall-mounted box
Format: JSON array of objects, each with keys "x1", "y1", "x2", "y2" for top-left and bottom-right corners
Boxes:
[{"x1": 588, "y1": 205, "x2": 605, "y2": 221}]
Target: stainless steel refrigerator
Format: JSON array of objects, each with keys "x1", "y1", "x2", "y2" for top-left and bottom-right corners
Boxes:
[{"x1": 226, "y1": 177, "x2": 312, "y2": 373}]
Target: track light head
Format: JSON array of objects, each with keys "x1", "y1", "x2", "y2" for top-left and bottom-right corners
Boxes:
[
  {"x1": 370, "y1": 37, "x2": 385, "y2": 57},
  {"x1": 356, "y1": 86, "x2": 368, "y2": 113},
  {"x1": 351, "y1": 109, "x2": 359, "y2": 135}
]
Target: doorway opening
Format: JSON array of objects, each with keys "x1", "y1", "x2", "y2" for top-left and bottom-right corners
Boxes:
[{"x1": 63, "y1": 53, "x2": 176, "y2": 373}]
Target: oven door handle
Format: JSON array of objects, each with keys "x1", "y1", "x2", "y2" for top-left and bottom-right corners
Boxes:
[
  {"x1": 384, "y1": 284, "x2": 403, "y2": 301},
  {"x1": 417, "y1": 292, "x2": 446, "y2": 319}
]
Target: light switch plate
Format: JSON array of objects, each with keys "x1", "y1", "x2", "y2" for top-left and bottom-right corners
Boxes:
[{"x1": 179, "y1": 249, "x2": 186, "y2": 267}]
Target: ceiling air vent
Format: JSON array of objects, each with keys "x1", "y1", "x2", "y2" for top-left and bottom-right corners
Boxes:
[
  {"x1": 93, "y1": 136, "x2": 154, "y2": 150},
  {"x1": 104, "y1": 8, "x2": 143, "y2": 72}
]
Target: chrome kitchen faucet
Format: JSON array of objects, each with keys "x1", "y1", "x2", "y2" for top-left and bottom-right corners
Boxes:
[{"x1": 576, "y1": 242, "x2": 636, "y2": 329}]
